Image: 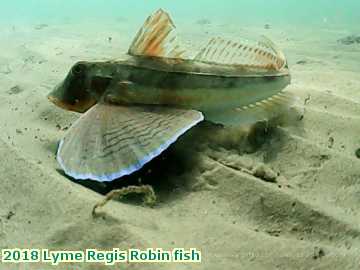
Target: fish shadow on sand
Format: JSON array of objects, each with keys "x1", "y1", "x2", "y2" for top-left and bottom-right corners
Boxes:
[
  {"x1": 60, "y1": 131, "x2": 206, "y2": 205},
  {"x1": 55, "y1": 106, "x2": 304, "y2": 206}
]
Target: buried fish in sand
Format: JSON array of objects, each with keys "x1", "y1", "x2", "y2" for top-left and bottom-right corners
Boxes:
[{"x1": 48, "y1": 9, "x2": 292, "y2": 211}]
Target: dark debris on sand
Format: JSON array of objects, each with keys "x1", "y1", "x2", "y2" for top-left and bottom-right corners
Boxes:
[
  {"x1": 355, "y1": 148, "x2": 360, "y2": 159},
  {"x1": 196, "y1": 18, "x2": 211, "y2": 25},
  {"x1": 6, "y1": 211, "x2": 15, "y2": 220},
  {"x1": 337, "y1": 35, "x2": 360, "y2": 45},
  {"x1": 7, "y1": 85, "x2": 23, "y2": 95},
  {"x1": 34, "y1": 24, "x2": 49, "y2": 30}
]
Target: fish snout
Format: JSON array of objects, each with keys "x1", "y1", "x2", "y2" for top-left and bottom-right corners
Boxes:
[
  {"x1": 48, "y1": 62, "x2": 97, "y2": 113},
  {"x1": 48, "y1": 80, "x2": 96, "y2": 113}
]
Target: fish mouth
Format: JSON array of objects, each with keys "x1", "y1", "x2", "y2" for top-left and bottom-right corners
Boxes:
[
  {"x1": 47, "y1": 83, "x2": 97, "y2": 114},
  {"x1": 47, "y1": 94, "x2": 75, "y2": 111},
  {"x1": 48, "y1": 94, "x2": 97, "y2": 113},
  {"x1": 48, "y1": 83, "x2": 72, "y2": 111}
]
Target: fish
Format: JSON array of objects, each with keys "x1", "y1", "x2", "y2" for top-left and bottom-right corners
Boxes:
[{"x1": 48, "y1": 9, "x2": 291, "y2": 182}]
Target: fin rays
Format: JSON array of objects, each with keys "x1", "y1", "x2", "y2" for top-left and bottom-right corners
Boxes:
[
  {"x1": 206, "y1": 91, "x2": 295, "y2": 126},
  {"x1": 195, "y1": 36, "x2": 286, "y2": 70},
  {"x1": 128, "y1": 9, "x2": 287, "y2": 71},
  {"x1": 57, "y1": 103, "x2": 203, "y2": 182},
  {"x1": 128, "y1": 9, "x2": 187, "y2": 59}
]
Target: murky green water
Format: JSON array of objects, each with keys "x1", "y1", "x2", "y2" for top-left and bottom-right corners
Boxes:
[{"x1": 1, "y1": 0, "x2": 359, "y2": 29}]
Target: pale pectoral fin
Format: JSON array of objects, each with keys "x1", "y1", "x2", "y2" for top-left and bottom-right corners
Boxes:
[
  {"x1": 206, "y1": 91, "x2": 296, "y2": 126},
  {"x1": 57, "y1": 103, "x2": 204, "y2": 182}
]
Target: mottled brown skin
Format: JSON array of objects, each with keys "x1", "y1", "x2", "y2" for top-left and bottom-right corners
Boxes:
[{"x1": 48, "y1": 55, "x2": 291, "y2": 116}]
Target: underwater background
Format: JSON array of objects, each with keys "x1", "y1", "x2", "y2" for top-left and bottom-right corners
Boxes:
[{"x1": 2, "y1": 0, "x2": 360, "y2": 28}]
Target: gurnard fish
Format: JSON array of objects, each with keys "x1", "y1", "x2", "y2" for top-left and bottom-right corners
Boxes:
[{"x1": 48, "y1": 9, "x2": 291, "y2": 182}]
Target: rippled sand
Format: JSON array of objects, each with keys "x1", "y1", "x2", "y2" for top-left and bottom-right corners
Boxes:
[{"x1": 0, "y1": 19, "x2": 360, "y2": 269}]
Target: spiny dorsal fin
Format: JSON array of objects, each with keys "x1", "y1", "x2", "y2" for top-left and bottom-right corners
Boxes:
[
  {"x1": 195, "y1": 36, "x2": 286, "y2": 71},
  {"x1": 128, "y1": 9, "x2": 187, "y2": 59},
  {"x1": 258, "y1": 35, "x2": 287, "y2": 70}
]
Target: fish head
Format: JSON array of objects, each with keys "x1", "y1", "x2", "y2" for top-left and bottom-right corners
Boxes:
[{"x1": 48, "y1": 61, "x2": 97, "y2": 113}]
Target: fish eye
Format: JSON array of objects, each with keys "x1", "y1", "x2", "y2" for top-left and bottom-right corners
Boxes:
[{"x1": 72, "y1": 63, "x2": 86, "y2": 75}]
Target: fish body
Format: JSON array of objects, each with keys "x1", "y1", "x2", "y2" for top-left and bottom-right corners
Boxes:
[
  {"x1": 48, "y1": 9, "x2": 291, "y2": 181},
  {"x1": 50, "y1": 54, "x2": 290, "y2": 122}
]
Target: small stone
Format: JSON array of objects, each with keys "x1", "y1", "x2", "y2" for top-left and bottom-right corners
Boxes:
[
  {"x1": 296, "y1": 60, "x2": 307, "y2": 65},
  {"x1": 35, "y1": 24, "x2": 48, "y2": 30},
  {"x1": 264, "y1": 24, "x2": 271, "y2": 29},
  {"x1": 6, "y1": 211, "x2": 15, "y2": 220},
  {"x1": 328, "y1": 137, "x2": 334, "y2": 148},
  {"x1": 16, "y1": 129, "x2": 22, "y2": 134},
  {"x1": 253, "y1": 164, "x2": 277, "y2": 183},
  {"x1": 7, "y1": 85, "x2": 23, "y2": 95},
  {"x1": 196, "y1": 19, "x2": 211, "y2": 25},
  {"x1": 319, "y1": 154, "x2": 330, "y2": 161},
  {"x1": 355, "y1": 148, "x2": 360, "y2": 159},
  {"x1": 313, "y1": 247, "x2": 325, "y2": 259},
  {"x1": 338, "y1": 35, "x2": 360, "y2": 45}
]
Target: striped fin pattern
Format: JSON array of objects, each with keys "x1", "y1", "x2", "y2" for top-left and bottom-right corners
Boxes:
[
  {"x1": 194, "y1": 36, "x2": 286, "y2": 71},
  {"x1": 236, "y1": 91, "x2": 293, "y2": 112},
  {"x1": 128, "y1": 9, "x2": 187, "y2": 59},
  {"x1": 57, "y1": 103, "x2": 203, "y2": 182},
  {"x1": 232, "y1": 91, "x2": 295, "y2": 124},
  {"x1": 206, "y1": 91, "x2": 295, "y2": 126}
]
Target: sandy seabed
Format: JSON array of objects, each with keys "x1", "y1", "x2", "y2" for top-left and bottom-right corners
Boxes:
[{"x1": 0, "y1": 18, "x2": 360, "y2": 270}]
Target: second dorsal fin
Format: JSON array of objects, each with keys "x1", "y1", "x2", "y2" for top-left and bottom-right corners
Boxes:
[
  {"x1": 128, "y1": 9, "x2": 186, "y2": 59},
  {"x1": 194, "y1": 35, "x2": 287, "y2": 71}
]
